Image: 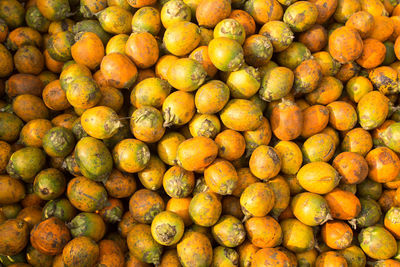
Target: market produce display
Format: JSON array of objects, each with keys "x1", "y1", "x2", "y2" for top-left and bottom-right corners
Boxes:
[{"x1": 1, "y1": 0, "x2": 400, "y2": 266}]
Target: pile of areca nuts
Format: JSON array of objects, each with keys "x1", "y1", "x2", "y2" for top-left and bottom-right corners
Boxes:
[{"x1": 1, "y1": 0, "x2": 400, "y2": 266}]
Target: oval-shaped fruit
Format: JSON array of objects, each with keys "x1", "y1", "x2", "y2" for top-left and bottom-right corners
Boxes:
[
  {"x1": 281, "y1": 218, "x2": 315, "y2": 253},
  {"x1": 30, "y1": 217, "x2": 71, "y2": 255},
  {"x1": 129, "y1": 189, "x2": 165, "y2": 224},
  {"x1": 249, "y1": 145, "x2": 281, "y2": 180},
  {"x1": 0, "y1": 219, "x2": 29, "y2": 256},
  {"x1": 212, "y1": 215, "x2": 245, "y2": 248},
  {"x1": 68, "y1": 212, "x2": 106, "y2": 242},
  {"x1": 177, "y1": 231, "x2": 212, "y2": 267},
  {"x1": 365, "y1": 147, "x2": 400, "y2": 183},
  {"x1": 113, "y1": 138, "x2": 150, "y2": 173},
  {"x1": 291, "y1": 192, "x2": 331, "y2": 226},
  {"x1": 0, "y1": 175, "x2": 25, "y2": 205},
  {"x1": 329, "y1": 26, "x2": 363, "y2": 64},
  {"x1": 6, "y1": 147, "x2": 46, "y2": 182},
  {"x1": 81, "y1": 106, "x2": 122, "y2": 139},
  {"x1": 189, "y1": 192, "x2": 221, "y2": 227},
  {"x1": 127, "y1": 223, "x2": 163, "y2": 265},
  {"x1": 283, "y1": 1, "x2": 318, "y2": 32},
  {"x1": 33, "y1": 168, "x2": 66, "y2": 200},
  {"x1": 244, "y1": 216, "x2": 282, "y2": 248},
  {"x1": 380, "y1": 122, "x2": 400, "y2": 153},
  {"x1": 359, "y1": 226, "x2": 397, "y2": 260},
  {"x1": 130, "y1": 106, "x2": 165, "y2": 143},
  {"x1": 325, "y1": 188, "x2": 361, "y2": 220},
  {"x1": 62, "y1": 236, "x2": 99, "y2": 267},
  {"x1": 357, "y1": 91, "x2": 389, "y2": 130},
  {"x1": 151, "y1": 211, "x2": 185, "y2": 246},
  {"x1": 42, "y1": 198, "x2": 76, "y2": 222},
  {"x1": 333, "y1": 152, "x2": 368, "y2": 185},
  {"x1": 176, "y1": 136, "x2": 218, "y2": 171},
  {"x1": 67, "y1": 176, "x2": 108, "y2": 212},
  {"x1": 162, "y1": 91, "x2": 195, "y2": 128},
  {"x1": 322, "y1": 220, "x2": 353, "y2": 250},
  {"x1": 74, "y1": 137, "x2": 113, "y2": 182},
  {"x1": 297, "y1": 162, "x2": 340, "y2": 194},
  {"x1": 208, "y1": 37, "x2": 244, "y2": 72}
]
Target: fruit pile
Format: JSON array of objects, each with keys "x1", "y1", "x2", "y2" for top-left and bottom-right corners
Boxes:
[{"x1": 1, "y1": 0, "x2": 400, "y2": 266}]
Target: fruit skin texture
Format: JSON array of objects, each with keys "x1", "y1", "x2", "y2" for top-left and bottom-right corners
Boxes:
[
  {"x1": 333, "y1": 152, "x2": 368, "y2": 185},
  {"x1": 365, "y1": 147, "x2": 400, "y2": 183},
  {"x1": 283, "y1": 1, "x2": 318, "y2": 32},
  {"x1": 281, "y1": 218, "x2": 315, "y2": 253},
  {"x1": 359, "y1": 226, "x2": 397, "y2": 260},
  {"x1": 245, "y1": 216, "x2": 282, "y2": 248},
  {"x1": 356, "y1": 39, "x2": 386, "y2": 69},
  {"x1": 66, "y1": 176, "x2": 108, "y2": 212},
  {"x1": 212, "y1": 215, "x2": 246, "y2": 248},
  {"x1": 208, "y1": 37, "x2": 244, "y2": 72},
  {"x1": 42, "y1": 126, "x2": 75, "y2": 158},
  {"x1": 259, "y1": 21, "x2": 294, "y2": 52},
  {"x1": 30, "y1": 217, "x2": 71, "y2": 255},
  {"x1": 74, "y1": 137, "x2": 113, "y2": 182},
  {"x1": 204, "y1": 159, "x2": 238, "y2": 195},
  {"x1": 327, "y1": 101, "x2": 358, "y2": 131},
  {"x1": 113, "y1": 138, "x2": 150, "y2": 173},
  {"x1": 6, "y1": 147, "x2": 46, "y2": 182},
  {"x1": 270, "y1": 100, "x2": 303, "y2": 141},
  {"x1": 251, "y1": 247, "x2": 291, "y2": 267},
  {"x1": 369, "y1": 66, "x2": 399, "y2": 95},
  {"x1": 62, "y1": 236, "x2": 99, "y2": 267},
  {"x1": 325, "y1": 188, "x2": 361, "y2": 220},
  {"x1": 98, "y1": 6, "x2": 132, "y2": 34},
  {"x1": 71, "y1": 32, "x2": 104, "y2": 70},
  {"x1": 100, "y1": 53, "x2": 138, "y2": 89},
  {"x1": 162, "y1": 91, "x2": 195, "y2": 128},
  {"x1": 12, "y1": 94, "x2": 49, "y2": 122},
  {"x1": 81, "y1": 106, "x2": 121, "y2": 139},
  {"x1": 176, "y1": 136, "x2": 218, "y2": 172},
  {"x1": 297, "y1": 162, "x2": 340, "y2": 194},
  {"x1": 126, "y1": 32, "x2": 159, "y2": 69},
  {"x1": 259, "y1": 67, "x2": 293, "y2": 102},
  {"x1": 291, "y1": 192, "x2": 331, "y2": 226},
  {"x1": 129, "y1": 189, "x2": 165, "y2": 224},
  {"x1": 322, "y1": 220, "x2": 353, "y2": 250},
  {"x1": 341, "y1": 127, "x2": 373, "y2": 157},
  {"x1": 177, "y1": 231, "x2": 213, "y2": 267},
  {"x1": 97, "y1": 239, "x2": 124, "y2": 267},
  {"x1": 267, "y1": 175, "x2": 291, "y2": 218},
  {"x1": 36, "y1": 0, "x2": 70, "y2": 22},
  {"x1": 0, "y1": 175, "x2": 25, "y2": 205},
  {"x1": 33, "y1": 168, "x2": 66, "y2": 200},
  {"x1": 249, "y1": 145, "x2": 281, "y2": 180},
  {"x1": 0, "y1": 219, "x2": 29, "y2": 256},
  {"x1": 220, "y1": 99, "x2": 262, "y2": 131},
  {"x1": 127, "y1": 223, "x2": 163, "y2": 265},
  {"x1": 189, "y1": 191, "x2": 221, "y2": 227},
  {"x1": 163, "y1": 21, "x2": 201, "y2": 56},
  {"x1": 244, "y1": 0, "x2": 282, "y2": 25},
  {"x1": 196, "y1": 0, "x2": 231, "y2": 28},
  {"x1": 380, "y1": 122, "x2": 400, "y2": 153},
  {"x1": 329, "y1": 26, "x2": 363, "y2": 64},
  {"x1": 68, "y1": 212, "x2": 106, "y2": 242},
  {"x1": 357, "y1": 91, "x2": 389, "y2": 130},
  {"x1": 151, "y1": 211, "x2": 185, "y2": 246},
  {"x1": 316, "y1": 251, "x2": 348, "y2": 267},
  {"x1": 167, "y1": 58, "x2": 207, "y2": 92},
  {"x1": 240, "y1": 182, "x2": 275, "y2": 218}
]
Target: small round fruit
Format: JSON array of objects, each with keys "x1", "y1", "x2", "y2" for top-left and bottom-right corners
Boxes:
[{"x1": 151, "y1": 211, "x2": 185, "y2": 246}]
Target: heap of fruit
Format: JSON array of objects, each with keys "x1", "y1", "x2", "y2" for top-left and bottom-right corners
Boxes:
[{"x1": 1, "y1": 0, "x2": 400, "y2": 266}]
